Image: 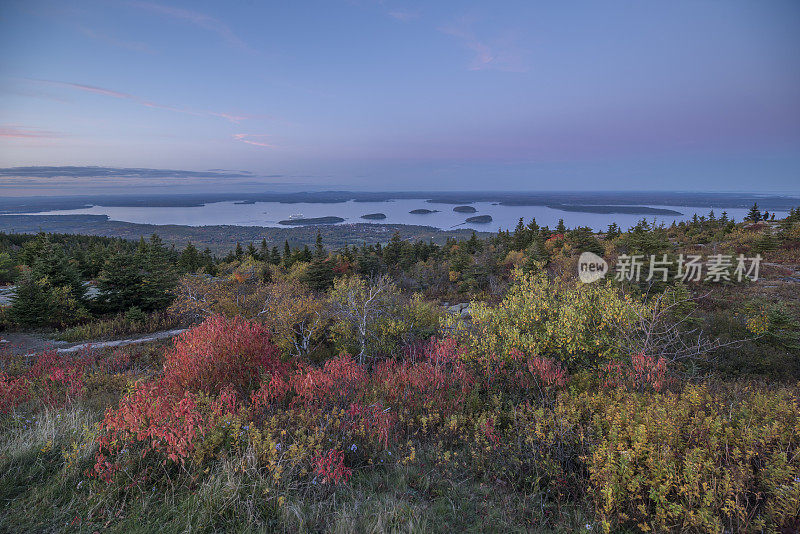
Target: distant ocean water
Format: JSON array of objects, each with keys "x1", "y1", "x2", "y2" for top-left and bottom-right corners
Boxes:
[{"x1": 22, "y1": 199, "x2": 781, "y2": 232}]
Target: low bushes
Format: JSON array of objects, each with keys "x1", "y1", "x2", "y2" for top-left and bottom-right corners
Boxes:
[
  {"x1": 56, "y1": 309, "x2": 180, "y2": 342},
  {"x1": 80, "y1": 317, "x2": 800, "y2": 532},
  {"x1": 584, "y1": 385, "x2": 800, "y2": 533}
]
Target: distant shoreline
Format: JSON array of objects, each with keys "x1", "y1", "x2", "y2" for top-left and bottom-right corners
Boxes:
[
  {"x1": 0, "y1": 214, "x2": 489, "y2": 253},
  {"x1": 2, "y1": 190, "x2": 799, "y2": 215}
]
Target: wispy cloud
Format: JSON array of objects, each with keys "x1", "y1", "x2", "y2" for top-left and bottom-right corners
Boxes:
[
  {"x1": 439, "y1": 16, "x2": 528, "y2": 72},
  {"x1": 0, "y1": 125, "x2": 63, "y2": 140},
  {"x1": 28, "y1": 79, "x2": 253, "y2": 124},
  {"x1": 0, "y1": 166, "x2": 254, "y2": 178},
  {"x1": 388, "y1": 10, "x2": 419, "y2": 22},
  {"x1": 79, "y1": 27, "x2": 155, "y2": 54},
  {"x1": 126, "y1": 1, "x2": 253, "y2": 52},
  {"x1": 233, "y1": 133, "x2": 275, "y2": 148}
]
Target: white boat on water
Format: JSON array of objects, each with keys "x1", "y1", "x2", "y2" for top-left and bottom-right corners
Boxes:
[{"x1": 288, "y1": 213, "x2": 304, "y2": 220}]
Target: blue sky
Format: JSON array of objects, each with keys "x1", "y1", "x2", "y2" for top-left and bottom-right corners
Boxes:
[{"x1": 0, "y1": 0, "x2": 799, "y2": 193}]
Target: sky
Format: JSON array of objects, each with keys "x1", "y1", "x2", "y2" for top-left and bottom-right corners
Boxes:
[{"x1": 0, "y1": 0, "x2": 799, "y2": 195}]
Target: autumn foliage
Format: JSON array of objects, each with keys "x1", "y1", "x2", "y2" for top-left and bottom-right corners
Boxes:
[
  {"x1": 51, "y1": 314, "x2": 796, "y2": 533},
  {"x1": 162, "y1": 315, "x2": 282, "y2": 395}
]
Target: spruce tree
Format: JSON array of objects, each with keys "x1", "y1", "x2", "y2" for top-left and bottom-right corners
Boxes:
[
  {"x1": 8, "y1": 270, "x2": 55, "y2": 326},
  {"x1": 383, "y1": 232, "x2": 403, "y2": 267},
  {"x1": 746, "y1": 203, "x2": 761, "y2": 222},
  {"x1": 513, "y1": 218, "x2": 528, "y2": 250},
  {"x1": 31, "y1": 238, "x2": 85, "y2": 301},
  {"x1": 302, "y1": 258, "x2": 335, "y2": 291},
  {"x1": 178, "y1": 242, "x2": 201, "y2": 273},
  {"x1": 98, "y1": 250, "x2": 144, "y2": 313},
  {"x1": 0, "y1": 252, "x2": 17, "y2": 284},
  {"x1": 315, "y1": 232, "x2": 325, "y2": 258},
  {"x1": 283, "y1": 240, "x2": 292, "y2": 267},
  {"x1": 140, "y1": 234, "x2": 177, "y2": 311}
]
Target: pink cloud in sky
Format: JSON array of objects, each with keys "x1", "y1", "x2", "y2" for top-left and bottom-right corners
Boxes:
[
  {"x1": 78, "y1": 27, "x2": 155, "y2": 54},
  {"x1": 0, "y1": 126, "x2": 63, "y2": 139},
  {"x1": 126, "y1": 1, "x2": 253, "y2": 52},
  {"x1": 233, "y1": 133, "x2": 275, "y2": 148},
  {"x1": 29, "y1": 79, "x2": 252, "y2": 124},
  {"x1": 439, "y1": 16, "x2": 528, "y2": 73}
]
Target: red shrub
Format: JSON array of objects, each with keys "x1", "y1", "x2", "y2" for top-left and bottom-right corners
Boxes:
[
  {"x1": 348, "y1": 402, "x2": 396, "y2": 449},
  {"x1": 375, "y1": 338, "x2": 475, "y2": 416},
  {"x1": 527, "y1": 354, "x2": 568, "y2": 388},
  {"x1": 291, "y1": 353, "x2": 367, "y2": 408},
  {"x1": 0, "y1": 372, "x2": 29, "y2": 414},
  {"x1": 211, "y1": 385, "x2": 239, "y2": 416},
  {"x1": 93, "y1": 382, "x2": 205, "y2": 483},
  {"x1": 629, "y1": 352, "x2": 668, "y2": 391},
  {"x1": 28, "y1": 350, "x2": 87, "y2": 405},
  {"x1": 313, "y1": 447, "x2": 352, "y2": 485},
  {"x1": 483, "y1": 416, "x2": 500, "y2": 446},
  {"x1": 162, "y1": 316, "x2": 282, "y2": 395},
  {"x1": 601, "y1": 352, "x2": 668, "y2": 392},
  {"x1": 249, "y1": 373, "x2": 290, "y2": 413}
]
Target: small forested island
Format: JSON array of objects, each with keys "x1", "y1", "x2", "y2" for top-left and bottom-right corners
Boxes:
[
  {"x1": 453, "y1": 205, "x2": 477, "y2": 213},
  {"x1": 278, "y1": 216, "x2": 345, "y2": 225},
  {"x1": 409, "y1": 208, "x2": 439, "y2": 214},
  {"x1": 466, "y1": 215, "x2": 492, "y2": 223},
  {"x1": 360, "y1": 213, "x2": 387, "y2": 220}
]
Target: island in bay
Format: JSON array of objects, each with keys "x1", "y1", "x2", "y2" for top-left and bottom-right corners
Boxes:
[{"x1": 453, "y1": 205, "x2": 477, "y2": 213}]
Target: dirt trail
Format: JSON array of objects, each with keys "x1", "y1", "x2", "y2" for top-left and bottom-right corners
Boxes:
[{"x1": 0, "y1": 328, "x2": 187, "y2": 356}]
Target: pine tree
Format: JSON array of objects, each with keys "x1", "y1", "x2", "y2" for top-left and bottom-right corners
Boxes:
[
  {"x1": 746, "y1": 203, "x2": 761, "y2": 222},
  {"x1": 383, "y1": 232, "x2": 403, "y2": 267},
  {"x1": 139, "y1": 234, "x2": 177, "y2": 311},
  {"x1": 8, "y1": 270, "x2": 55, "y2": 326},
  {"x1": 513, "y1": 218, "x2": 528, "y2": 250},
  {"x1": 302, "y1": 258, "x2": 335, "y2": 291},
  {"x1": 98, "y1": 250, "x2": 144, "y2": 312},
  {"x1": 466, "y1": 231, "x2": 480, "y2": 254},
  {"x1": 270, "y1": 246, "x2": 281, "y2": 265},
  {"x1": 179, "y1": 242, "x2": 201, "y2": 273},
  {"x1": 315, "y1": 232, "x2": 325, "y2": 258},
  {"x1": 0, "y1": 252, "x2": 17, "y2": 284},
  {"x1": 283, "y1": 240, "x2": 292, "y2": 267},
  {"x1": 30, "y1": 238, "x2": 85, "y2": 301},
  {"x1": 356, "y1": 250, "x2": 383, "y2": 277},
  {"x1": 556, "y1": 219, "x2": 566, "y2": 234}
]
